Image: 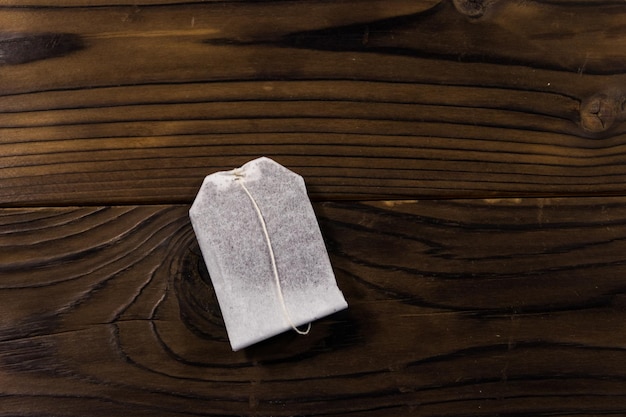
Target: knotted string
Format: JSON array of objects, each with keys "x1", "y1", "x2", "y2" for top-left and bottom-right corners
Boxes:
[{"x1": 234, "y1": 170, "x2": 311, "y2": 335}]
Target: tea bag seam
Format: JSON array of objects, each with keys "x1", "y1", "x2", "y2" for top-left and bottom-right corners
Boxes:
[{"x1": 234, "y1": 170, "x2": 311, "y2": 336}]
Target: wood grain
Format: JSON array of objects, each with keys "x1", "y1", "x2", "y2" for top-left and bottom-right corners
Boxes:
[
  {"x1": 2, "y1": 197, "x2": 626, "y2": 416},
  {"x1": 2, "y1": 1, "x2": 626, "y2": 415},
  {"x1": 0, "y1": 0, "x2": 625, "y2": 205}
]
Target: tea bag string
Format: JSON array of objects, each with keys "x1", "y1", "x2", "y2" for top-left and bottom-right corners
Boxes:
[{"x1": 234, "y1": 170, "x2": 311, "y2": 335}]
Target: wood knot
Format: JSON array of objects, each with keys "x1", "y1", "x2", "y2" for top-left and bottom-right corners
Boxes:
[
  {"x1": 452, "y1": 0, "x2": 496, "y2": 18},
  {"x1": 175, "y1": 242, "x2": 229, "y2": 343},
  {"x1": 579, "y1": 92, "x2": 624, "y2": 135}
]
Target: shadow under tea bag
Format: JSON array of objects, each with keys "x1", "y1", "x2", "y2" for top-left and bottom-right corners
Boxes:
[{"x1": 189, "y1": 157, "x2": 348, "y2": 351}]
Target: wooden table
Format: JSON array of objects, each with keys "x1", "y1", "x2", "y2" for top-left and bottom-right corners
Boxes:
[{"x1": 2, "y1": 0, "x2": 626, "y2": 415}]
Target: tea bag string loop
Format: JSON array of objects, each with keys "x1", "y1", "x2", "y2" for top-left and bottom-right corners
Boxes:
[{"x1": 234, "y1": 171, "x2": 311, "y2": 335}]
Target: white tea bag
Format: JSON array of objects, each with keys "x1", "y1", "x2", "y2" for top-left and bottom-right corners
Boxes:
[{"x1": 189, "y1": 157, "x2": 348, "y2": 351}]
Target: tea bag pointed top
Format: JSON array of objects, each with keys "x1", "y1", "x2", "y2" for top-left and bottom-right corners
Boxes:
[{"x1": 189, "y1": 157, "x2": 348, "y2": 351}]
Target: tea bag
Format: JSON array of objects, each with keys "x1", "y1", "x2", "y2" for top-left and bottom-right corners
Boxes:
[{"x1": 189, "y1": 157, "x2": 348, "y2": 351}]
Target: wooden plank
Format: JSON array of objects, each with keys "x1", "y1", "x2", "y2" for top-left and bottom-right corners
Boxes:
[
  {"x1": 2, "y1": 197, "x2": 626, "y2": 416},
  {"x1": 0, "y1": 0, "x2": 436, "y2": 6},
  {"x1": 0, "y1": 1, "x2": 625, "y2": 205}
]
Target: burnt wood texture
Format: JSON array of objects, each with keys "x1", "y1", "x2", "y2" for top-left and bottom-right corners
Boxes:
[{"x1": 1, "y1": 0, "x2": 626, "y2": 416}]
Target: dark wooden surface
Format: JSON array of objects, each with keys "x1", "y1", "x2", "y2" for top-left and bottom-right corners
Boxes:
[
  {"x1": 3, "y1": 199, "x2": 626, "y2": 416},
  {"x1": 2, "y1": 0, "x2": 626, "y2": 416},
  {"x1": 1, "y1": 0, "x2": 626, "y2": 205}
]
